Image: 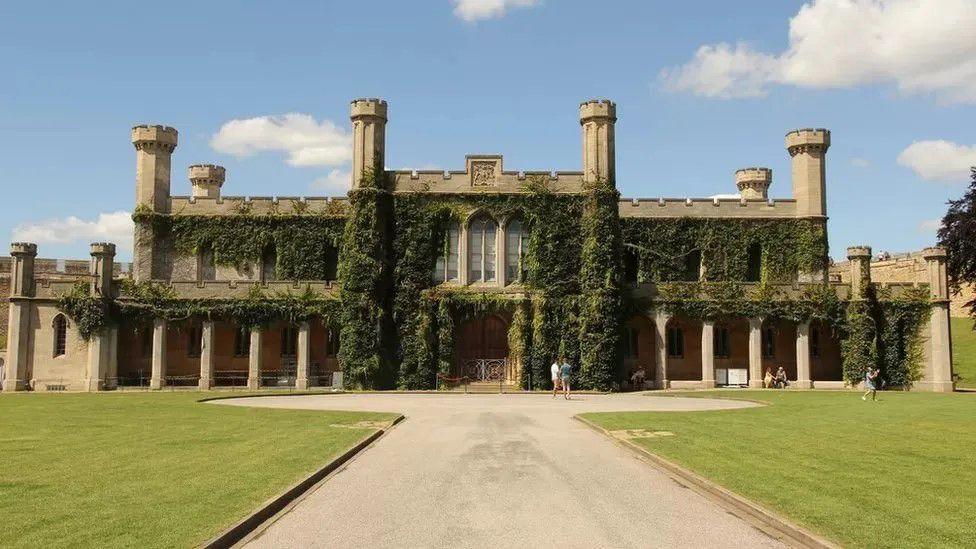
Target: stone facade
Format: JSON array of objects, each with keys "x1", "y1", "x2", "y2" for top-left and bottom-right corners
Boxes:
[{"x1": 1, "y1": 99, "x2": 956, "y2": 393}]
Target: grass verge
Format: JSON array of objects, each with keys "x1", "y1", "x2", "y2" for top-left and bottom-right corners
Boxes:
[
  {"x1": 582, "y1": 391, "x2": 975, "y2": 549},
  {"x1": 0, "y1": 392, "x2": 397, "y2": 548}
]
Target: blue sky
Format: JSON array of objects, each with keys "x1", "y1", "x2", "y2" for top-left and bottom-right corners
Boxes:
[{"x1": 2, "y1": 0, "x2": 975, "y2": 261}]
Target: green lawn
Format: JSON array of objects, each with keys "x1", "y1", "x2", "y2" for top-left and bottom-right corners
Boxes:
[
  {"x1": 582, "y1": 391, "x2": 975, "y2": 549},
  {"x1": 0, "y1": 392, "x2": 397, "y2": 548},
  {"x1": 952, "y1": 317, "x2": 976, "y2": 388}
]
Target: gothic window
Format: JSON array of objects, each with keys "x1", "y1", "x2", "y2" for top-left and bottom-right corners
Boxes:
[
  {"x1": 714, "y1": 326, "x2": 731, "y2": 359},
  {"x1": 683, "y1": 250, "x2": 702, "y2": 282},
  {"x1": 433, "y1": 222, "x2": 460, "y2": 283},
  {"x1": 234, "y1": 326, "x2": 250, "y2": 357},
  {"x1": 53, "y1": 314, "x2": 68, "y2": 357},
  {"x1": 187, "y1": 323, "x2": 202, "y2": 358},
  {"x1": 198, "y1": 244, "x2": 216, "y2": 282},
  {"x1": 281, "y1": 325, "x2": 298, "y2": 357},
  {"x1": 762, "y1": 327, "x2": 776, "y2": 359},
  {"x1": 324, "y1": 246, "x2": 339, "y2": 282},
  {"x1": 505, "y1": 219, "x2": 529, "y2": 284},
  {"x1": 667, "y1": 326, "x2": 684, "y2": 358},
  {"x1": 468, "y1": 216, "x2": 497, "y2": 283},
  {"x1": 746, "y1": 243, "x2": 762, "y2": 282},
  {"x1": 261, "y1": 245, "x2": 277, "y2": 282}
]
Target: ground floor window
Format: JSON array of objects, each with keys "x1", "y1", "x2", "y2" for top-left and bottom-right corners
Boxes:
[
  {"x1": 667, "y1": 327, "x2": 684, "y2": 358},
  {"x1": 714, "y1": 326, "x2": 730, "y2": 358},
  {"x1": 53, "y1": 314, "x2": 68, "y2": 357}
]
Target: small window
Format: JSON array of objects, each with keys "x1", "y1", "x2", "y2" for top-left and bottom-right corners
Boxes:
[
  {"x1": 433, "y1": 222, "x2": 460, "y2": 283},
  {"x1": 140, "y1": 327, "x2": 153, "y2": 359},
  {"x1": 261, "y1": 245, "x2": 277, "y2": 282},
  {"x1": 746, "y1": 243, "x2": 762, "y2": 282},
  {"x1": 762, "y1": 327, "x2": 776, "y2": 359},
  {"x1": 667, "y1": 327, "x2": 684, "y2": 358},
  {"x1": 234, "y1": 326, "x2": 250, "y2": 357},
  {"x1": 623, "y1": 248, "x2": 639, "y2": 284},
  {"x1": 281, "y1": 325, "x2": 298, "y2": 357},
  {"x1": 624, "y1": 327, "x2": 640, "y2": 359},
  {"x1": 187, "y1": 323, "x2": 202, "y2": 358},
  {"x1": 326, "y1": 328, "x2": 340, "y2": 357},
  {"x1": 683, "y1": 250, "x2": 702, "y2": 282},
  {"x1": 53, "y1": 314, "x2": 68, "y2": 357},
  {"x1": 199, "y1": 245, "x2": 216, "y2": 282},
  {"x1": 811, "y1": 327, "x2": 821, "y2": 358},
  {"x1": 324, "y1": 246, "x2": 339, "y2": 282},
  {"x1": 714, "y1": 326, "x2": 731, "y2": 359}
]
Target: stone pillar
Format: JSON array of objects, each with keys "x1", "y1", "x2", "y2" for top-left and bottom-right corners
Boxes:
[
  {"x1": 921, "y1": 247, "x2": 954, "y2": 392},
  {"x1": 748, "y1": 317, "x2": 763, "y2": 388},
  {"x1": 654, "y1": 311, "x2": 670, "y2": 389},
  {"x1": 198, "y1": 321, "x2": 215, "y2": 390},
  {"x1": 785, "y1": 128, "x2": 830, "y2": 217},
  {"x1": 188, "y1": 164, "x2": 225, "y2": 199},
  {"x1": 735, "y1": 168, "x2": 772, "y2": 200},
  {"x1": 350, "y1": 98, "x2": 388, "y2": 188},
  {"x1": 149, "y1": 318, "x2": 168, "y2": 390},
  {"x1": 701, "y1": 320, "x2": 716, "y2": 389},
  {"x1": 89, "y1": 242, "x2": 115, "y2": 297},
  {"x1": 579, "y1": 99, "x2": 616, "y2": 184},
  {"x1": 3, "y1": 243, "x2": 36, "y2": 392},
  {"x1": 248, "y1": 327, "x2": 262, "y2": 390},
  {"x1": 85, "y1": 243, "x2": 116, "y2": 391},
  {"x1": 296, "y1": 321, "x2": 311, "y2": 390},
  {"x1": 795, "y1": 321, "x2": 813, "y2": 389},
  {"x1": 847, "y1": 246, "x2": 872, "y2": 299},
  {"x1": 131, "y1": 124, "x2": 178, "y2": 282}
]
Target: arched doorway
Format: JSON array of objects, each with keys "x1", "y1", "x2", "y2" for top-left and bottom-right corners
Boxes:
[{"x1": 456, "y1": 315, "x2": 510, "y2": 382}]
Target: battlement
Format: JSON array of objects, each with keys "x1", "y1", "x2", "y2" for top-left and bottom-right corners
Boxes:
[
  {"x1": 10, "y1": 242, "x2": 37, "y2": 256},
  {"x1": 188, "y1": 164, "x2": 226, "y2": 184},
  {"x1": 619, "y1": 197, "x2": 798, "y2": 219},
  {"x1": 90, "y1": 242, "x2": 116, "y2": 256},
  {"x1": 389, "y1": 155, "x2": 586, "y2": 193},
  {"x1": 131, "y1": 125, "x2": 178, "y2": 151},
  {"x1": 579, "y1": 99, "x2": 617, "y2": 122},
  {"x1": 786, "y1": 128, "x2": 830, "y2": 155},
  {"x1": 350, "y1": 98, "x2": 388, "y2": 120},
  {"x1": 169, "y1": 195, "x2": 350, "y2": 216}
]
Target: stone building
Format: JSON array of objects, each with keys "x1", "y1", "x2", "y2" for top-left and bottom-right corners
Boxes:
[{"x1": 1, "y1": 99, "x2": 956, "y2": 393}]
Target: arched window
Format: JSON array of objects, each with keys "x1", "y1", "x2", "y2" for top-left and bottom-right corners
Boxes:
[
  {"x1": 53, "y1": 314, "x2": 68, "y2": 357},
  {"x1": 261, "y1": 245, "x2": 277, "y2": 282},
  {"x1": 505, "y1": 219, "x2": 529, "y2": 284},
  {"x1": 746, "y1": 243, "x2": 762, "y2": 282},
  {"x1": 433, "y1": 221, "x2": 460, "y2": 283},
  {"x1": 468, "y1": 216, "x2": 497, "y2": 283},
  {"x1": 198, "y1": 244, "x2": 216, "y2": 282}
]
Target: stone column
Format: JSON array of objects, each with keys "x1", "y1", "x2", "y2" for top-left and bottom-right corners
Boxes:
[
  {"x1": 701, "y1": 320, "x2": 716, "y2": 389},
  {"x1": 921, "y1": 247, "x2": 954, "y2": 392},
  {"x1": 3, "y1": 243, "x2": 36, "y2": 392},
  {"x1": 248, "y1": 327, "x2": 262, "y2": 390},
  {"x1": 847, "y1": 246, "x2": 872, "y2": 299},
  {"x1": 296, "y1": 321, "x2": 311, "y2": 390},
  {"x1": 198, "y1": 321, "x2": 215, "y2": 390},
  {"x1": 654, "y1": 311, "x2": 670, "y2": 389},
  {"x1": 149, "y1": 318, "x2": 168, "y2": 390},
  {"x1": 748, "y1": 317, "x2": 763, "y2": 388},
  {"x1": 795, "y1": 320, "x2": 812, "y2": 389},
  {"x1": 85, "y1": 243, "x2": 116, "y2": 391}
]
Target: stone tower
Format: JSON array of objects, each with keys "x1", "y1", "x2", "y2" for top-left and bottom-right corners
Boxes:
[
  {"x1": 131, "y1": 125, "x2": 178, "y2": 212},
  {"x1": 735, "y1": 167, "x2": 772, "y2": 200},
  {"x1": 786, "y1": 128, "x2": 830, "y2": 217},
  {"x1": 579, "y1": 99, "x2": 616, "y2": 184},
  {"x1": 350, "y1": 98, "x2": 388, "y2": 187},
  {"x1": 188, "y1": 164, "x2": 225, "y2": 198}
]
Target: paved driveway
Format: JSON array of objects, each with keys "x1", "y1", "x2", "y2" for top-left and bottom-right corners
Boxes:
[{"x1": 215, "y1": 393, "x2": 781, "y2": 548}]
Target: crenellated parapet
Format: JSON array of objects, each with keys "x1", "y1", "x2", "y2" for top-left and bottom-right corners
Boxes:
[{"x1": 131, "y1": 125, "x2": 178, "y2": 153}]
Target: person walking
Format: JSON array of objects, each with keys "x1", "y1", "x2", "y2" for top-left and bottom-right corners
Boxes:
[
  {"x1": 551, "y1": 359, "x2": 561, "y2": 398},
  {"x1": 560, "y1": 359, "x2": 572, "y2": 400},
  {"x1": 863, "y1": 367, "x2": 879, "y2": 401}
]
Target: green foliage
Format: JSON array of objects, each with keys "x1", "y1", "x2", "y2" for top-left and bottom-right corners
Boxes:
[
  {"x1": 657, "y1": 282, "x2": 846, "y2": 324},
  {"x1": 56, "y1": 282, "x2": 111, "y2": 339},
  {"x1": 938, "y1": 167, "x2": 976, "y2": 316},
  {"x1": 621, "y1": 217, "x2": 828, "y2": 283}
]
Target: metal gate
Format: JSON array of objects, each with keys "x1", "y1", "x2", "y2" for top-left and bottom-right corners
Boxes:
[{"x1": 462, "y1": 358, "x2": 508, "y2": 382}]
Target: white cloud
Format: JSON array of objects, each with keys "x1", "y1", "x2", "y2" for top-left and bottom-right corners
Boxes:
[
  {"x1": 210, "y1": 114, "x2": 350, "y2": 167},
  {"x1": 851, "y1": 157, "x2": 870, "y2": 168},
  {"x1": 12, "y1": 211, "x2": 133, "y2": 253},
  {"x1": 897, "y1": 140, "x2": 976, "y2": 182},
  {"x1": 453, "y1": 0, "x2": 541, "y2": 21},
  {"x1": 660, "y1": 0, "x2": 976, "y2": 104},
  {"x1": 309, "y1": 169, "x2": 351, "y2": 195},
  {"x1": 918, "y1": 219, "x2": 942, "y2": 234}
]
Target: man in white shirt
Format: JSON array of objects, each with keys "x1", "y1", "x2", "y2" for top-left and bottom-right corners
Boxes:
[{"x1": 551, "y1": 360, "x2": 561, "y2": 398}]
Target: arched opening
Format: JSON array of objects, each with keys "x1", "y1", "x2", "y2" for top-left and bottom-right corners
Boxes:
[
  {"x1": 433, "y1": 221, "x2": 460, "y2": 283},
  {"x1": 468, "y1": 215, "x2": 498, "y2": 284},
  {"x1": 505, "y1": 218, "x2": 529, "y2": 284},
  {"x1": 455, "y1": 315, "x2": 510, "y2": 382},
  {"x1": 52, "y1": 314, "x2": 68, "y2": 357}
]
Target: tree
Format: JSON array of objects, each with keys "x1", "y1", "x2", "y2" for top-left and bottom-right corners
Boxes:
[{"x1": 938, "y1": 167, "x2": 976, "y2": 317}]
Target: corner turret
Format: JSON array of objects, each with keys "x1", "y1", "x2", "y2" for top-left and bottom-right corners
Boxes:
[
  {"x1": 786, "y1": 128, "x2": 830, "y2": 217},
  {"x1": 350, "y1": 98, "x2": 388, "y2": 188},
  {"x1": 579, "y1": 99, "x2": 616, "y2": 185},
  {"x1": 735, "y1": 167, "x2": 772, "y2": 200},
  {"x1": 188, "y1": 164, "x2": 226, "y2": 198}
]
